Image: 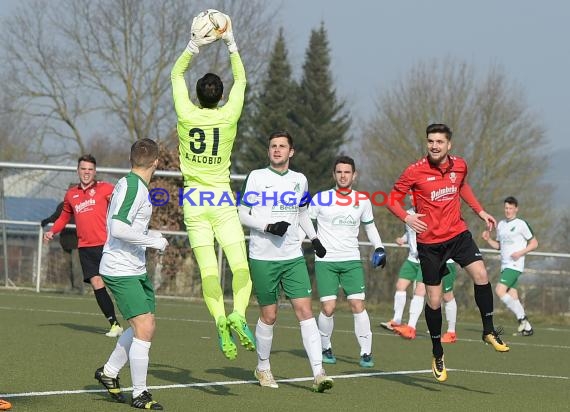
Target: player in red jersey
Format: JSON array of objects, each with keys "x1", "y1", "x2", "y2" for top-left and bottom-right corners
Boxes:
[
  {"x1": 387, "y1": 123, "x2": 509, "y2": 383},
  {"x1": 44, "y1": 154, "x2": 122, "y2": 338}
]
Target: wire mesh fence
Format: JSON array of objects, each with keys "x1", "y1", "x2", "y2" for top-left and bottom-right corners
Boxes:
[{"x1": 1, "y1": 162, "x2": 569, "y2": 317}]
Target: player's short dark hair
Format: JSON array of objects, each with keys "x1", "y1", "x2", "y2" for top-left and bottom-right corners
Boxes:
[
  {"x1": 130, "y1": 138, "x2": 159, "y2": 168},
  {"x1": 268, "y1": 130, "x2": 294, "y2": 148},
  {"x1": 426, "y1": 123, "x2": 453, "y2": 140},
  {"x1": 77, "y1": 154, "x2": 96, "y2": 167},
  {"x1": 504, "y1": 196, "x2": 518, "y2": 207},
  {"x1": 333, "y1": 155, "x2": 356, "y2": 172},
  {"x1": 196, "y1": 73, "x2": 223, "y2": 108}
]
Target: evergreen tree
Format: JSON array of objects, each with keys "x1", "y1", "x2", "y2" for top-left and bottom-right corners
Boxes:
[
  {"x1": 294, "y1": 23, "x2": 351, "y2": 193},
  {"x1": 234, "y1": 28, "x2": 299, "y2": 175}
]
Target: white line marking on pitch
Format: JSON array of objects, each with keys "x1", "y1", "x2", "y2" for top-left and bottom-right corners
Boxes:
[{"x1": 1, "y1": 369, "x2": 567, "y2": 398}]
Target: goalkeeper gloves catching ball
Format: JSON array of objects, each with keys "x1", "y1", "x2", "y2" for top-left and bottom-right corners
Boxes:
[
  {"x1": 371, "y1": 247, "x2": 386, "y2": 268},
  {"x1": 221, "y1": 13, "x2": 238, "y2": 53},
  {"x1": 186, "y1": 12, "x2": 221, "y2": 54}
]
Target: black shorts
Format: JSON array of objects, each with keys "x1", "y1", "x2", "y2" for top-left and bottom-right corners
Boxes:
[
  {"x1": 417, "y1": 231, "x2": 482, "y2": 286},
  {"x1": 78, "y1": 245, "x2": 104, "y2": 283}
]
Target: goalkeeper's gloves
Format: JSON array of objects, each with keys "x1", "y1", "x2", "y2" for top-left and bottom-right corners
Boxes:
[
  {"x1": 312, "y1": 238, "x2": 327, "y2": 258},
  {"x1": 221, "y1": 14, "x2": 238, "y2": 53},
  {"x1": 371, "y1": 247, "x2": 387, "y2": 268},
  {"x1": 186, "y1": 14, "x2": 218, "y2": 54},
  {"x1": 265, "y1": 221, "x2": 290, "y2": 237}
]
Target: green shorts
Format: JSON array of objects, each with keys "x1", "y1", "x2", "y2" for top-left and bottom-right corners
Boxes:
[
  {"x1": 182, "y1": 187, "x2": 245, "y2": 248},
  {"x1": 315, "y1": 260, "x2": 365, "y2": 298},
  {"x1": 499, "y1": 268, "x2": 522, "y2": 289},
  {"x1": 398, "y1": 260, "x2": 423, "y2": 282},
  {"x1": 102, "y1": 274, "x2": 155, "y2": 320},
  {"x1": 442, "y1": 262, "x2": 457, "y2": 293},
  {"x1": 249, "y1": 257, "x2": 311, "y2": 306}
]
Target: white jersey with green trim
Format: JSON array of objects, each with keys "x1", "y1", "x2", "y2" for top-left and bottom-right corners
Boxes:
[
  {"x1": 241, "y1": 167, "x2": 309, "y2": 260},
  {"x1": 496, "y1": 217, "x2": 534, "y2": 271},
  {"x1": 309, "y1": 189, "x2": 375, "y2": 262},
  {"x1": 402, "y1": 208, "x2": 420, "y2": 263},
  {"x1": 100, "y1": 173, "x2": 153, "y2": 277}
]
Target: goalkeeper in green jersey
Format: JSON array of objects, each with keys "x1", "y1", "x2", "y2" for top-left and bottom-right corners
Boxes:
[{"x1": 170, "y1": 11, "x2": 254, "y2": 360}]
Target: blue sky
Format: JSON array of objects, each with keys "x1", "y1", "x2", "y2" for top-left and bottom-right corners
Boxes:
[{"x1": 279, "y1": 0, "x2": 570, "y2": 151}]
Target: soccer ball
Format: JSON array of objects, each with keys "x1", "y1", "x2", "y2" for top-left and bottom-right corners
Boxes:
[{"x1": 192, "y1": 9, "x2": 228, "y2": 41}]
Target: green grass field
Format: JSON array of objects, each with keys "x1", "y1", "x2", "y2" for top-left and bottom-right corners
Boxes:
[{"x1": 1, "y1": 289, "x2": 568, "y2": 411}]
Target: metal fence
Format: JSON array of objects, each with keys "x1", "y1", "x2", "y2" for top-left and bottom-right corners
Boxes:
[{"x1": 1, "y1": 161, "x2": 569, "y2": 316}]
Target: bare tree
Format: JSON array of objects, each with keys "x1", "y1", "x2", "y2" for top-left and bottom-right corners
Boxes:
[
  {"x1": 0, "y1": 94, "x2": 42, "y2": 162},
  {"x1": 357, "y1": 58, "x2": 551, "y2": 303},
  {"x1": 0, "y1": 0, "x2": 278, "y2": 161},
  {"x1": 360, "y1": 58, "x2": 550, "y2": 231}
]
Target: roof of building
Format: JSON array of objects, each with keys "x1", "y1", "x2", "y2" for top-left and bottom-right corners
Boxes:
[
  {"x1": 3, "y1": 197, "x2": 60, "y2": 222},
  {"x1": 3, "y1": 169, "x2": 73, "y2": 199}
]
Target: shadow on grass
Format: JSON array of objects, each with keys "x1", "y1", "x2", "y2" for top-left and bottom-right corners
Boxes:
[
  {"x1": 204, "y1": 365, "x2": 254, "y2": 381},
  {"x1": 271, "y1": 348, "x2": 307, "y2": 359},
  {"x1": 370, "y1": 372, "x2": 493, "y2": 394},
  {"x1": 203, "y1": 365, "x2": 323, "y2": 393},
  {"x1": 84, "y1": 363, "x2": 234, "y2": 400},
  {"x1": 87, "y1": 392, "x2": 130, "y2": 407},
  {"x1": 39, "y1": 322, "x2": 106, "y2": 335},
  {"x1": 151, "y1": 362, "x2": 234, "y2": 396},
  {"x1": 5, "y1": 395, "x2": 131, "y2": 412}
]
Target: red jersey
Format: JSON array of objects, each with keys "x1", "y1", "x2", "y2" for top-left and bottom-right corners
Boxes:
[
  {"x1": 51, "y1": 181, "x2": 114, "y2": 248},
  {"x1": 387, "y1": 155, "x2": 483, "y2": 244}
]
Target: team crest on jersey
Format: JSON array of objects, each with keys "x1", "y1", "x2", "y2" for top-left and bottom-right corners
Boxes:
[
  {"x1": 449, "y1": 172, "x2": 457, "y2": 183},
  {"x1": 89, "y1": 188, "x2": 96, "y2": 197},
  {"x1": 293, "y1": 182, "x2": 301, "y2": 192}
]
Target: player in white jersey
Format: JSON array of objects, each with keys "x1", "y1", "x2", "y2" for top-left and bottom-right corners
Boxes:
[
  {"x1": 381, "y1": 206, "x2": 458, "y2": 343},
  {"x1": 238, "y1": 131, "x2": 333, "y2": 393},
  {"x1": 482, "y1": 196, "x2": 538, "y2": 336},
  {"x1": 95, "y1": 139, "x2": 168, "y2": 410},
  {"x1": 309, "y1": 156, "x2": 386, "y2": 368}
]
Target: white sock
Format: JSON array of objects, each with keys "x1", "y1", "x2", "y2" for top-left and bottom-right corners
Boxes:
[
  {"x1": 408, "y1": 295, "x2": 424, "y2": 329},
  {"x1": 104, "y1": 327, "x2": 134, "y2": 378},
  {"x1": 300, "y1": 317, "x2": 323, "y2": 377},
  {"x1": 512, "y1": 299, "x2": 526, "y2": 321},
  {"x1": 393, "y1": 291, "x2": 407, "y2": 324},
  {"x1": 318, "y1": 312, "x2": 334, "y2": 350},
  {"x1": 129, "y1": 337, "x2": 151, "y2": 398},
  {"x1": 500, "y1": 294, "x2": 521, "y2": 319},
  {"x1": 354, "y1": 309, "x2": 372, "y2": 355},
  {"x1": 255, "y1": 318, "x2": 274, "y2": 371},
  {"x1": 445, "y1": 298, "x2": 457, "y2": 333}
]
